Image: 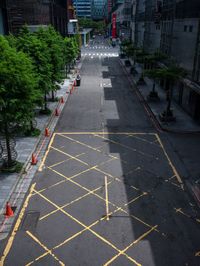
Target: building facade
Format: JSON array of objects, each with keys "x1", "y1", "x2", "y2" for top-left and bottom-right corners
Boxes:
[
  {"x1": 73, "y1": 0, "x2": 92, "y2": 18},
  {"x1": 0, "y1": 0, "x2": 8, "y2": 35},
  {"x1": 6, "y1": 0, "x2": 68, "y2": 36},
  {"x1": 91, "y1": 0, "x2": 107, "y2": 21}
]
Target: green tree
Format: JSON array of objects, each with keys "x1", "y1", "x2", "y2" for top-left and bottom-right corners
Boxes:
[
  {"x1": 35, "y1": 26, "x2": 65, "y2": 101},
  {"x1": 0, "y1": 36, "x2": 38, "y2": 168},
  {"x1": 10, "y1": 27, "x2": 52, "y2": 113},
  {"x1": 146, "y1": 66, "x2": 186, "y2": 118}
]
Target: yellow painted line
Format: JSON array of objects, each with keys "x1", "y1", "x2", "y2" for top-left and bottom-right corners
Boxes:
[
  {"x1": 33, "y1": 188, "x2": 139, "y2": 264},
  {"x1": 174, "y1": 208, "x2": 200, "y2": 224},
  {"x1": 94, "y1": 134, "x2": 156, "y2": 160},
  {"x1": 124, "y1": 192, "x2": 148, "y2": 206},
  {"x1": 38, "y1": 133, "x2": 56, "y2": 172},
  {"x1": 168, "y1": 175, "x2": 176, "y2": 181},
  {"x1": 156, "y1": 134, "x2": 184, "y2": 188},
  {"x1": 26, "y1": 231, "x2": 65, "y2": 266},
  {"x1": 26, "y1": 251, "x2": 50, "y2": 266},
  {"x1": 128, "y1": 134, "x2": 161, "y2": 147},
  {"x1": 105, "y1": 176, "x2": 109, "y2": 221},
  {"x1": 56, "y1": 132, "x2": 155, "y2": 135},
  {"x1": 51, "y1": 146, "x2": 89, "y2": 166},
  {"x1": 0, "y1": 183, "x2": 36, "y2": 265},
  {"x1": 31, "y1": 187, "x2": 158, "y2": 264},
  {"x1": 40, "y1": 185, "x2": 107, "y2": 221},
  {"x1": 48, "y1": 167, "x2": 157, "y2": 232},
  {"x1": 59, "y1": 134, "x2": 102, "y2": 152},
  {"x1": 48, "y1": 152, "x2": 85, "y2": 168},
  {"x1": 104, "y1": 225, "x2": 158, "y2": 266}
]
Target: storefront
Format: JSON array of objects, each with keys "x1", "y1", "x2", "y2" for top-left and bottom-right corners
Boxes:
[{"x1": 173, "y1": 79, "x2": 200, "y2": 123}]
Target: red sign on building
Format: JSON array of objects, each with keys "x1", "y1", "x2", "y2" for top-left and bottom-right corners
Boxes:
[{"x1": 112, "y1": 13, "x2": 116, "y2": 38}]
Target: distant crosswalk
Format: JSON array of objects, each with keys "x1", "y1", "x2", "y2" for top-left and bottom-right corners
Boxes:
[
  {"x1": 82, "y1": 52, "x2": 119, "y2": 58},
  {"x1": 81, "y1": 44, "x2": 119, "y2": 58}
]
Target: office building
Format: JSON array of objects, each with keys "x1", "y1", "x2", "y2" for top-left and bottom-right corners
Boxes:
[{"x1": 73, "y1": 0, "x2": 92, "y2": 18}]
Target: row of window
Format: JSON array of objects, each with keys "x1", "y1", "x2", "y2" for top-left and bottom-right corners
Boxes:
[{"x1": 184, "y1": 25, "x2": 193, "y2": 32}]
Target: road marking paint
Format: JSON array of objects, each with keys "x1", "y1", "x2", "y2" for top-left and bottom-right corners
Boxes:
[
  {"x1": 39, "y1": 185, "x2": 108, "y2": 221},
  {"x1": 128, "y1": 134, "x2": 161, "y2": 147},
  {"x1": 26, "y1": 231, "x2": 65, "y2": 266},
  {"x1": 124, "y1": 192, "x2": 148, "y2": 206},
  {"x1": 105, "y1": 176, "x2": 109, "y2": 221},
  {"x1": 51, "y1": 146, "x2": 89, "y2": 166},
  {"x1": 48, "y1": 152, "x2": 85, "y2": 168},
  {"x1": 59, "y1": 134, "x2": 102, "y2": 152},
  {"x1": 174, "y1": 208, "x2": 200, "y2": 224},
  {"x1": 104, "y1": 226, "x2": 158, "y2": 266},
  {"x1": 94, "y1": 134, "x2": 156, "y2": 160},
  {"x1": 56, "y1": 132, "x2": 155, "y2": 135},
  {"x1": 0, "y1": 183, "x2": 36, "y2": 265},
  {"x1": 156, "y1": 134, "x2": 184, "y2": 188},
  {"x1": 38, "y1": 133, "x2": 56, "y2": 172},
  {"x1": 48, "y1": 166, "x2": 157, "y2": 231},
  {"x1": 33, "y1": 188, "x2": 140, "y2": 264}
]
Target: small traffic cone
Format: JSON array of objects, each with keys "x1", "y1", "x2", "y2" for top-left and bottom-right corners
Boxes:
[
  {"x1": 31, "y1": 153, "x2": 38, "y2": 165},
  {"x1": 4, "y1": 202, "x2": 14, "y2": 217},
  {"x1": 60, "y1": 97, "x2": 64, "y2": 103},
  {"x1": 45, "y1": 127, "x2": 50, "y2": 137},
  {"x1": 55, "y1": 108, "x2": 59, "y2": 116}
]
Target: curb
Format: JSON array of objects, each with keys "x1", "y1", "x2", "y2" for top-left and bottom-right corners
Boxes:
[
  {"x1": 0, "y1": 84, "x2": 71, "y2": 214},
  {"x1": 0, "y1": 72, "x2": 78, "y2": 238},
  {"x1": 119, "y1": 58, "x2": 200, "y2": 208},
  {"x1": 119, "y1": 59, "x2": 200, "y2": 135}
]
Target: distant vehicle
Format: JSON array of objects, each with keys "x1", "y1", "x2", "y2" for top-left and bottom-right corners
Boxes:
[
  {"x1": 92, "y1": 35, "x2": 96, "y2": 39},
  {"x1": 98, "y1": 33, "x2": 101, "y2": 36}
]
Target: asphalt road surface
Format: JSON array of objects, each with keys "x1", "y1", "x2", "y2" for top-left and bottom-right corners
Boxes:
[{"x1": 0, "y1": 36, "x2": 200, "y2": 266}]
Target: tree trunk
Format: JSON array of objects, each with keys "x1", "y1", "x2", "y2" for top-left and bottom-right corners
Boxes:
[
  {"x1": 44, "y1": 93, "x2": 47, "y2": 110},
  {"x1": 152, "y1": 80, "x2": 156, "y2": 93},
  {"x1": 4, "y1": 121, "x2": 12, "y2": 166},
  {"x1": 51, "y1": 90, "x2": 55, "y2": 101},
  {"x1": 166, "y1": 80, "x2": 172, "y2": 114}
]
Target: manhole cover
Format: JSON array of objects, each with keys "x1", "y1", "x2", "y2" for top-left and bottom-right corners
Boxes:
[{"x1": 20, "y1": 211, "x2": 40, "y2": 232}]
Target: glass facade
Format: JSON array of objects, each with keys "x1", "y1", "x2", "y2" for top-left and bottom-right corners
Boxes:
[
  {"x1": 91, "y1": 0, "x2": 107, "y2": 20},
  {"x1": 0, "y1": 8, "x2": 5, "y2": 35},
  {"x1": 73, "y1": 0, "x2": 92, "y2": 18}
]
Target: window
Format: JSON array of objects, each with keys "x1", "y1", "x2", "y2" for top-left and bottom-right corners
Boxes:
[
  {"x1": 156, "y1": 24, "x2": 160, "y2": 30},
  {"x1": 189, "y1": 25, "x2": 193, "y2": 32},
  {"x1": 184, "y1": 25, "x2": 187, "y2": 32}
]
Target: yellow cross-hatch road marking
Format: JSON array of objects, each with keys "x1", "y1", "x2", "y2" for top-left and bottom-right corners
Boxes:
[
  {"x1": 0, "y1": 183, "x2": 36, "y2": 265},
  {"x1": 25, "y1": 231, "x2": 65, "y2": 266},
  {"x1": 32, "y1": 188, "x2": 142, "y2": 265},
  {"x1": 1, "y1": 132, "x2": 184, "y2": 265},
  {"x1": 105, "y1": 175, "x2": 110, "y2": 221}
]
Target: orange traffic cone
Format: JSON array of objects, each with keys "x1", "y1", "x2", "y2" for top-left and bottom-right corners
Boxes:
[
  {"x1": 4, "y1": 202, "x2": 14, "y2": 217},
  {"x1": 55, "y1": 108, "x2": 59, "y2": 116},
  {"x1": 60, "y1": 97, "x2": 64, "y2": 103},
  {"x1": 31, "y1": 153, "x2": 38, "y2": 165},
  {"x1": 45, "y1": 127, "x2": 50, "y2": 137}
]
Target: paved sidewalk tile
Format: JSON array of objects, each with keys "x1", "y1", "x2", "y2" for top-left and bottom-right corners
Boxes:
[
  {"x1": 121, "y1": 59, "x2": 200, "y2": 133},
  {"x1": 0, "y1": 76, "x2": 73, "y2": 215}
]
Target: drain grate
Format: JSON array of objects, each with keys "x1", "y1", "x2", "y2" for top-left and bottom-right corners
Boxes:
[{"x1": 20, "y1": 211, "x2": 40, "y2": 232}]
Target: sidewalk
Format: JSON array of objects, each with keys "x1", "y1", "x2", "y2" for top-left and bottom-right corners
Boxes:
[
  {"x1": 120, "y1": 58, "x2": 200, "y2": 133},
  {"x1": 119, "y1": 57, "x2": 200, "y2": 208},
  {"x1": 0, "y1": 61, "x2": 82, "y2": 239}
]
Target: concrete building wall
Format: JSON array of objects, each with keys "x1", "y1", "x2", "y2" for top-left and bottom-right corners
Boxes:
[
  {"x1": 171, "y1": 18, "x2": 199, "y2": 74},
  {"x1": 135, "y1": 0, "x2": 145, "y2": 47}
]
